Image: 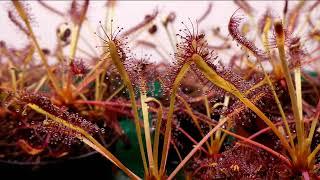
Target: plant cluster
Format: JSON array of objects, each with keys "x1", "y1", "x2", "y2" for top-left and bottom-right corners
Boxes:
[{"x1": 1, "y1": 1, "x2": 320, "y2": 179}]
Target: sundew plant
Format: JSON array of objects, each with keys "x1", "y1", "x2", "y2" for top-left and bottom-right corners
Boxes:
[{"x1": 1, "y1": 1, "x2": 320, "y2": 179}]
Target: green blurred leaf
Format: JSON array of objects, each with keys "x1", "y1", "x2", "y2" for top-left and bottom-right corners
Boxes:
[{"x1": 114, "y1": 118, "x2": 144, "y2": 178}]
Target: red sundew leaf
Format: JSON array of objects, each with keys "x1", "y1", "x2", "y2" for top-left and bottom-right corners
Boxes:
[
  {"x1": 8, "y1": 11, "x2": 29, "y2": 36},
  {"x1": 228, "y1": 10, "x2": 268, "y2": 60},
  {"x1": 17, "y1": 139, "x2": 44, "y2": 155}
]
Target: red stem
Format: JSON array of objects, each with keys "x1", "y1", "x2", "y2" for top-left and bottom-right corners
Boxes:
[
  {"x1": 177, "y1": 127, "x2": 209, "y2": 155},
  {"x1": 248, "y1": 118, "x2": 313, "y2": 140},
  {"x1": 222, "y1": 129, "x2": 292, "y2": 167}
]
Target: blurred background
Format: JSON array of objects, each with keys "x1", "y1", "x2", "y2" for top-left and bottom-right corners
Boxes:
[{"x1": 0, "y1": 1, "x2": 288, "y2": 63}]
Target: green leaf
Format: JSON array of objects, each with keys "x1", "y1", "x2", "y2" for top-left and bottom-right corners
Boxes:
[{"x1": 115, "y1": 118, "x2": 145, "y2": 178}]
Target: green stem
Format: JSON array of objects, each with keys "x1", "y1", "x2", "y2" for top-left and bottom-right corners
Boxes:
[
  {"x1": 69, "y1": 25, "x2": 81, "y2": 61},
  {"x1": 145, "y1": 97, "x2": 163, "y2": 173},
  {"x1": 12, "y1": 1, "x2": 62, "y2": 97},
  {"x1": 294, "y1": 68, "x2": 303, "y2": 120},
  {"x1": 108, "y1": 41, "x2": 149, "y2": 175},
  {"x1": 307, "y1": 100, "x2": 320, "y2": 145},
  {"x1": 214, "y1": 95, "x2": 230, "y2": 153},
  {"x1": 308, "y1": 143, "x2": 320, "y2": 166},
  {"x1": 274, "y1": 20, "x2": 304, "y2": 148},
  {"x1": 164, "y1": 25, "x2": 176, "y2": 51},
  {"x1": 141, "y1": 92, "x2": 156, "y2": 176},
  {"x1": 192, "y1": 54, "x2": 293, "y2": 156},
  {"x1": 66, "y1": 24, "x2": 82, "y2": 101},
  {"x1": 204, "y1": 96, "x2": 214, "y2": 148},
  {"x1": 9, "y1": 62, "x2": 17, "y2": 93},
  {"x1": 261, "y1": 18, "x2": 295, "y2": 149},
  {"x1": 159, "y1": 62, "x2": 192, "y2": 176}
]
